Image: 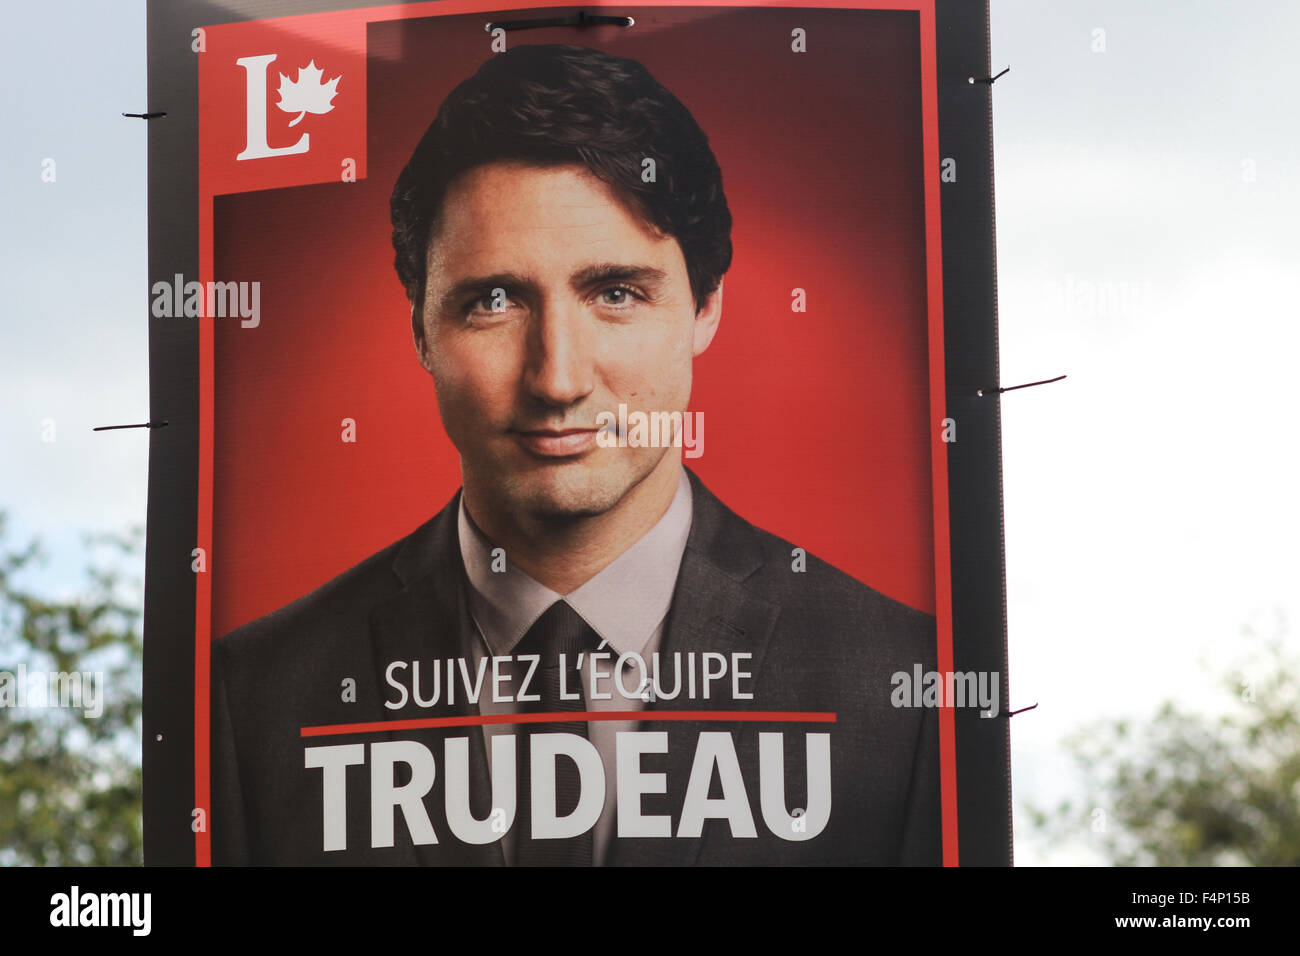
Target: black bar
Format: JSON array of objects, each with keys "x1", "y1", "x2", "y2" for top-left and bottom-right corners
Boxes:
[{"x1": 936, "y1": 0, "x2": 1014, "y2": 866}]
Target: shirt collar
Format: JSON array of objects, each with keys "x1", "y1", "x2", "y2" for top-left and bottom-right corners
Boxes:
[{"x1": 458, "y1": 469, "x2": 694, "y2": 658}]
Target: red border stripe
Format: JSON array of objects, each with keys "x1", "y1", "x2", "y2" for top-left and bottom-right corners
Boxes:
[
  {"x1": 303, "y1": 710, "x2": 839, "y2": 737},
  {"x1": 915, "y1": 0, "x2": 959, "y2": 868}
]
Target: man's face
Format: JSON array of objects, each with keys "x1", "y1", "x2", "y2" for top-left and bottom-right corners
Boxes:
[{"x1": 415, "y1": 161, "x2": 722, "y2": 524}]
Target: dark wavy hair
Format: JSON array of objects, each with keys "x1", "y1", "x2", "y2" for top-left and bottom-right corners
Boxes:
[{"x1": 390, "y1": 44, "x2": 732, "y2": 314}]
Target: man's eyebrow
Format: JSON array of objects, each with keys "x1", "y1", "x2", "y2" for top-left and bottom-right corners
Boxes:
[{"x1": 569, "y1": 263, "x2": 669, "y2": 289}]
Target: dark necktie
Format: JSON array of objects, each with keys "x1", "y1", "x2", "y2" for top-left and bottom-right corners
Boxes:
[{"x1": 513, "y1": 600, "x2": 600, "y2": 866}]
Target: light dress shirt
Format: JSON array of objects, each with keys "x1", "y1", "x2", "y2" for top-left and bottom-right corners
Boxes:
[{"x1": 457, "y1": 469, "x2": 694, "y2": 864}]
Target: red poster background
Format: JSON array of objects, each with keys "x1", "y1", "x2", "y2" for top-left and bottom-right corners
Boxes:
[{"x1": 195, "y1": 0, "x2": 952, "y2": 865}]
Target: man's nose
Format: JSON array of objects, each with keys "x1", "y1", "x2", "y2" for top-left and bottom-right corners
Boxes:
[{"x1": 523, "y1": 300, "x2": 595, "y2": 407}]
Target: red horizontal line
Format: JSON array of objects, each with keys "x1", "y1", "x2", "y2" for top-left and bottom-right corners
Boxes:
[{"x1": 301, "y1": 710, "x2": 838, "y2": 738}]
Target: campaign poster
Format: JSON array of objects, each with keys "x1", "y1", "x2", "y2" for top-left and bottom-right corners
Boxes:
[{"x1": 144, "y1": 0, "x2": 1009, "y2": 865}]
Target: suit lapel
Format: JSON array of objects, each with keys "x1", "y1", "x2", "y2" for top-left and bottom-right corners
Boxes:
[
  {"x1": 367, "y1": 492, "x2": 504, "y2": 866},
  {"x1": 606, "y1": 470, "x2": 780, "y2": 866}
]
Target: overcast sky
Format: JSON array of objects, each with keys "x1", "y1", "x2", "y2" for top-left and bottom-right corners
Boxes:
[
  {"x1": 2, "y1": 0, "x2": 1296, "y2": 866},
  {"x1": 991, "y1": 0, "x2": 1300, "y2": 863}
]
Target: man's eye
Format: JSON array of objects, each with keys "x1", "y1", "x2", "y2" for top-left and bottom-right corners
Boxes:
[
  {"x1": 596, "y1": 285, "x2": 641, "y2": 307},
  {"x1": 465, "y1": 290, "x2": 514, "y2": 316}
]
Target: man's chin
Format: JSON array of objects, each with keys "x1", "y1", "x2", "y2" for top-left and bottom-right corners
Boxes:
[
  {"x1": 506, "y1": 473, "x2": 631, "y2": 522},
  {"x1": 483, "y1": 456, "x2": 662, "y2": 524}
]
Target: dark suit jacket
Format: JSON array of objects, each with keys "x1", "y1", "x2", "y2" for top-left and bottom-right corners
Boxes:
[{"x1": 212, "y1": 469, "x2": 940, "y2": 865}]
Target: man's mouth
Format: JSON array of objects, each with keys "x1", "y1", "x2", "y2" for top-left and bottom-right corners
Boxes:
[{"x1": 511, "y1": 426, "x2": 600, "y2": 458}]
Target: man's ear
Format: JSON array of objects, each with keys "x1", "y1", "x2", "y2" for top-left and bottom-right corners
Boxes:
[
  {"x1": 411, "y1": 299, "x2": 434, "y2": 374},
  {"x1": 692, "y1": 277, "x2": 724, "y2": 357}
]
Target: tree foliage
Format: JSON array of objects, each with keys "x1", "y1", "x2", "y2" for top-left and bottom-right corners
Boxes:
[
  {"x1": 0, "y1": 512, "x2": 143, "y2": 865},
  {"x1": 1028, "y1": 632, "x2": 1300, "y2": 866}
]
